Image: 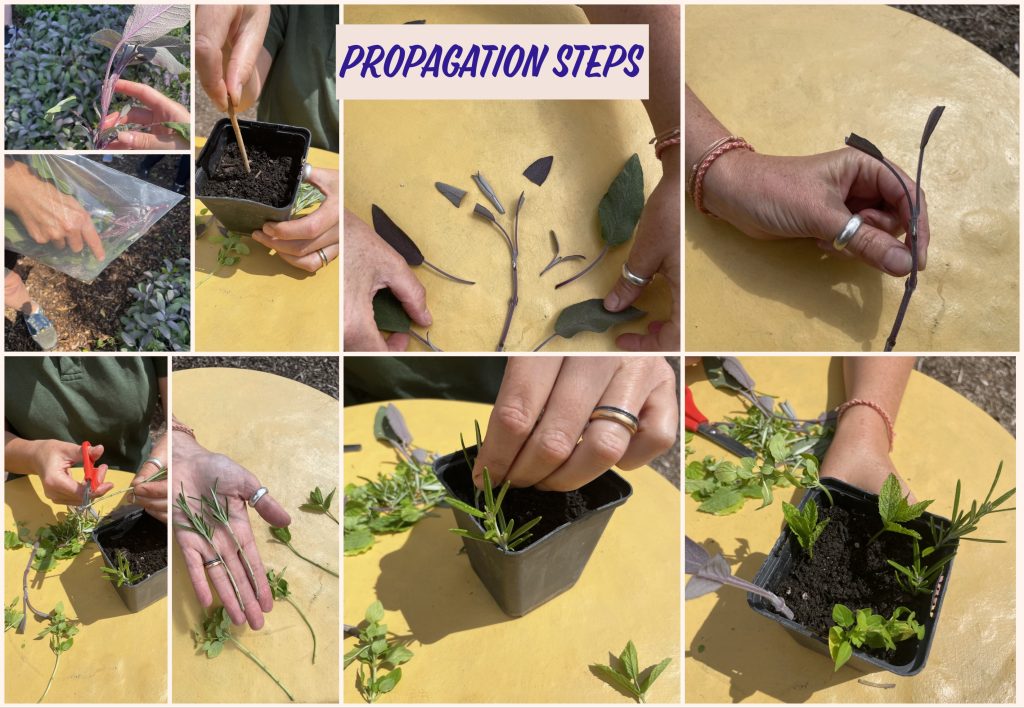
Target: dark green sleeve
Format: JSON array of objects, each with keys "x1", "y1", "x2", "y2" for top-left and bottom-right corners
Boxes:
[
  {"x1": 263, "y1": 5, "x2": 288, "y2": 60},
  {"x1": 148, "y1": 356, "x2": 168, "y2": 378}
]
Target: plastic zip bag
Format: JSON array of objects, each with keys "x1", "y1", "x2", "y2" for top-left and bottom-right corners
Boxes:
[{"x1": 4, "y1": 155, "x2": 184, "y2": 282}]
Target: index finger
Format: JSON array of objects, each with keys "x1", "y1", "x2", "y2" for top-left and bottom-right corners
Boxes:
[
  {"x1": 80, "y1": 217, "x2": 105, "y2": 261},
  {"x1": 473, "y1": 358, "x2": 563, "y2": 487},
  {"x1": 195, "y1": 14, "x2": 231, "y2": 111},
  {"x1": 848, "y1": 150, "x2": 929, "y2": 268}
]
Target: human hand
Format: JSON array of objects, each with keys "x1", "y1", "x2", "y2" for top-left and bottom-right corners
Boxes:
[
  {"x1": 172, "y1": 433, "x2": 291, "y2": 629},
  {"x1": 603, "y1": 165, "x2": 680, "y2": 351},
  {"x1": 343, "y1": 209, "x2": 432, "y2": 351},
  {"x1": 100, "y1": 79, "x2": 190, "y2": 150},
  {"x1": 472, "y1": 357, "x2": 678, "y2": 492},
  {"x1": 252, "y1": 168, "x2": 339, "y2": 273},
  {"x1": 195, "y1": 4, "x2": 270, "y2": 112},
  {"x1": 5, "y1": 161, "x2": 105, "y2": 260},
  {"x1": 821, "y1": 406, "x2": 914, "y2": 502},
  {"x1": 131, "y1": 448, "x2": 168, "y2": 523},
  {"x1": 29, "y1": 440, "x2": 113, "y2": 506},
  {"x1": 701, "y1": 147, "x2": 929, "y2": 277}
]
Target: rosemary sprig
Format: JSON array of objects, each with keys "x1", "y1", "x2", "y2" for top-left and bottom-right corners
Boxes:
[
  {"x1": 174, "y1": 484, "x2": 245, "y2": 611},
  {"x1": 198, "y1": 479, "x2": 261, "y2": 602}
]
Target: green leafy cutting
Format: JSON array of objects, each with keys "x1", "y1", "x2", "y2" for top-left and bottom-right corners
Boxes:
[
  {"x1": 269, "y1": 526, "x2": 338, "y2": 577},
  {"x1": 869, "y1": 473, "x2": 932, "y2": 543},
  {"x1": 35, "y1": 603, "x2": 78, "y2": 703},
  {"x1": 162, "y1": 121, "x2": 190, "y2": 141},
  {"x1": 194, "y1": 606, "x2": 294, "y2": 702},
  {"x1": 267, "y1": 568, "x2": 317, "y2": 664},
  {"x1": 532, "y1": 298, "x2": 645, "y2": 351},
  {"x1": 828, "y1": 604, "x2": 924, "y2": 672},
  {"x1": 590, "y1": 640, "x2": 671, "y2": 704},
  {"x1": 781, "y1": 499, "x2": 829, "y2": 559},
  {"x1": 343, "y1": 601, "x2": 413, "y2": 703},
  {"x1": 929, "y1": 461, "x2": 1015, "y2": 548},
  {"x1": 300, "y1": 486, "x2": 339, "y2": 524},
  {"x1": 5, "y1": 597, "x2": 24, "y2": 633},
  {"x1": 174, "y1": 484, "x2": 245, "y2": 611},
  {"x1": 199, "y1": 480, "x2": 261, "y2": 601},
  {"x1": 372, "y1": 289, "x2": 441, "y2": 351},
  {"x1": 100, "y1": 549, "x2": 144, "y2": 587},
  {"x1": 887, "y1": 538, "x2": 954, "y2": 595}
]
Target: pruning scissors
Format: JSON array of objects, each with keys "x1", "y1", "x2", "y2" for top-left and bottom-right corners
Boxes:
[
  {"x1": 80, "y1": 441, "x2": 100, "y2": 510},
  {"x1": 685, "y1": 387, "x2": 757, "y2": 459}
]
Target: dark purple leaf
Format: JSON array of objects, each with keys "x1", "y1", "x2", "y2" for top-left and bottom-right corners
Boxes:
[
  {"x1": 919, "y1": 106, "x2": 945, "y2": 150},
  {"x1": 384, "y1": 403, "x2": 413, "y2": 447},
  {"x1": 371, "y1": 204, "x2": 424, "y2": 266},
  {"x1": 404, "y1": 19, "x2": 426, "y2": 24},
  {"x1": 721, "y1": 357, "x2": 756, "y2": 392},
  {"x1": 844, "y1": 133, "x2": 885, "y2": 162},
  {"x1": 684, "y1": 537, "x2": 794, "y2": 619},
  {"x1": 435, "y1": 182, "x2": 466, "y2": 208},
  {"x1": 523, "y1": 155, "x2": 554, "y2": 186},
  {"x1": 472, "y1": 203, "x2": 496, "y2": 222}
]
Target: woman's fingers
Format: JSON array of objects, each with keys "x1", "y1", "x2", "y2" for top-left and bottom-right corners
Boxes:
[
  {"x1": 204, "y1": 554, "x2": 248, "y2": 626},
  {"x1": 837, "y1": 220, "x2": 914, "y2": 277},
  {"x1": 238, "y1": 471, "x2": 291, "y2": 528},
  {"x1": 473, "y1": 358, "x2": 563, "y2": 487},
  {"x1": 180, "y1": 542, "x2": 214, "y2": 608},
  {"x1": 216, "y1": 532, "x2": 264, "y2": 629},
  {"x1": 617, "y1": 376, "x2": 678, "y2": 470},
  {"x1": 231, "y1": 512, "x2": 273, "y2": 612}
]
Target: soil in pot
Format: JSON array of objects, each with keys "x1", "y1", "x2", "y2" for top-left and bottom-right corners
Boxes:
[
  {"x1": 765, "y1": 503, "x2": 932, "y2": 666},
  {"x1": 445, "y1": 469, "x2": 621, "y2": 549},
  {"x1": 101, "y1": 512, "x2": 167, "y2": 580},
  {"x1": 197, "y1": 141, "x2": 295, "y2": 208}
]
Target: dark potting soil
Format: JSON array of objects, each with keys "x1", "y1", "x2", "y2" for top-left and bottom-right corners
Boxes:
[
  {"x1": 765, "y1": 502, "x2": 933, "y2": 666},
  {"x1": 98, "y1": 513, "x2": 167, "y2": 581},
  {"x1": 198, "y1": 142, "x2": 295, "y2": 208}
]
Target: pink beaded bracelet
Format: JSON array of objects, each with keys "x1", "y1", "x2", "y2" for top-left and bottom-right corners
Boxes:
[
  {"x1": 835, "y1": 399, "x2": 895, "y2": 451},
  {"x1": 650, "y1": 127, "x2": 681, "y2": 160},
  {"x1": 690, "y1": 136, "x2": 755, "y2": 216}
]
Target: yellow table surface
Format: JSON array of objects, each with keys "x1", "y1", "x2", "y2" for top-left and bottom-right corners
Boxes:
[
  {"x1": 685, "y1": 6, "x2": 1019, "y2": 351},
  {"x1": 344, "y1": 5, "x2": 670, "y2": 352},
  {"x1": 194, "y1": 138, "x2": 340, "y2": 352},
  {"x1": 171, "y1": 368, "x2": 339, "y2": 703},
  {"x1": 344, "y1": 399, "x2": 680, "y2": 703},
  {"x1": 685, "y1": 358, "x2": 1016, "y2": 703},
  {"x1": 5, "y1": 470, "x2": 167, "y2": 704}
]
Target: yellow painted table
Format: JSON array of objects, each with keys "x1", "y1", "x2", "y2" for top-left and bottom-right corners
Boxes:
[
  {"x1": 194, "y1": 138, "x2": 340, "y2": 352},
  {"x1": 685, "y1": 6, "x2": 1019, "y2": 351},
  {"x1": 344, "y1": 399, "x2": 680, "y2": 703},
  {"x1": 171, "y1": 368, "x2": 339, "y2": 704},
  {"x1": 684, "y1": 358, "x2": 1015, "y2": 703},
  {"x1": 4, "y1": 470, "x2": 167, "y2": 704},
  {"x1": 344, "y1": 5, "x2": 670, "y2": 352}
]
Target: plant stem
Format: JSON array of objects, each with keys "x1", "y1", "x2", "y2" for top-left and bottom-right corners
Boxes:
[
  {"x1": 422, "y1": 260, "x2": 475, "y2": 285},
  {"x1": 532, "y1": 333, "x2": 559, "y2": 352},
  {"x1": 285, "y1": 596, "x2": 317, "y2": 664},
  {"x1": 495, "y1": 193, "x2": 523, "y2": 351},
  {"x1": 555, "y1": 243, "x2": 609, "y2": 289},
  {"x1": 21, "y1": 543, "x2": 49, "y2": 631},
  {"x1": 37, "y1": 652, "x2": 59, "y2": 703},
  {"x1": 322, "y1": 509, "x2": 340, "y2": 525},
  {"x1": 282, "y1": 542, "x2": 338, "y2": 577},
  {"x1": 409, "y1": 329, "x2": 442, "y2": 352},
  {"x1": 228, "y1": 635, "x2": 294, "y2": 702}
]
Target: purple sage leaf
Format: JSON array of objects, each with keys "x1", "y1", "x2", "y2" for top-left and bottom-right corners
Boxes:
[
  {"x1": 919, "y1": 105, "x2": 945, "y2": 150},
  {"x1": 472, "y1": 172, "x2": 505, "y2": 214},
  {"x1": 844, "y1": 133, "x2": 885, "y2": 162},
  {"x1": 435, "y1": 182, "x2": 466, "y2": 208},
  {"x1": 684, "y1": 537, "x2": 794, "y2": 620},
  {"x1": 523, "y1": 155, "x2": 554, "y2": 186},
  {"x1": 371, "y1": 204, "x2": 424, "y2": 266}
]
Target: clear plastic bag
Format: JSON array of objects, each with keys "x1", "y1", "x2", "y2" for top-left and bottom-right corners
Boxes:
[{"x1": 4, "y1": 155, "x2": 184, "y2": 282}]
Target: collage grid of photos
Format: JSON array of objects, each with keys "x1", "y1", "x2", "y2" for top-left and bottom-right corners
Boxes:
[{"x1": 0, "y1": 2, "x2": 1018, "y2": 708}]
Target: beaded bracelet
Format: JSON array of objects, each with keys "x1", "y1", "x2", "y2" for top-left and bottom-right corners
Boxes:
[
  {"x1": 650, "y1": 126, "x2": 680, "y2": 160},
  {"x1": 835, "y1": 399, "x2": 895, "y2": 451},
  {"x1": 171, "y1": 422, "x2": 196, "y2": 440},
  {"x1": 690, "y1": 136, "x2": 755, "y2": 216}
]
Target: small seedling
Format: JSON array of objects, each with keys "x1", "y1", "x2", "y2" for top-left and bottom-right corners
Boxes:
[
  {"x1": 869, "y1": 473, "x2": 932, "y2": 544},
  {"x1": 5, "y1": 597, "x2": 24, "y2": 633},
  {"x1": 781, "y1": 499, "x2": 829, "y2": 559},
  {"x1": 199, "y1": 479, "x2": 261, "y2": 601},
  {"x1": 887, "y1": 538, "x2": 954, "y2": 595},
  {"x1": 174, "y1": 484, "x2": 245, "y2": 611},
  {"x1": 269, "y1": 526, "x2": 339, "y2": 577},
  {"x1": 343, "y1": 601, "x2": 413, "y2": 704},
  {"x1": 194, "y1": 606, "x2": 293, "y2": 702},
  {"x1": 101, "y1": 549, "x2": 144, "y2": 587},
  {"x1": 828, "y1": 604, "x2": 924, "y2": 672},
  {"x1": 300, "y1": 486, "x2": 339, "y2": 524},
  {"x1": 590, "y1": 640, "x2": 671, "y2": 704},
  {"x1": 929, "y1": 462, "x2": 1015, "y2": 549},
  {"x1": 36, "y1": 603, "x2": 79, "y2": 703},
  {"x1": 267, "y1": 568, "x2": 317, "y2": 664}
]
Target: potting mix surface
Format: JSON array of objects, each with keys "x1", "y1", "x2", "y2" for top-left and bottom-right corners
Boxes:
[
  {"x1": 685, "y1": 358, "x2": 1016, "y2": 703},
  {"x1": 686, "y1": 5, "x2": 1018, "y2": 352},
  {"x1": 194, "y1": 138, "x2": 339, "y2": 352},
  {"x1": 171, "y1": 368, "x2": 340, "y2": 703},
  {"x1": 198, "y1": 142, "x2": 296, "y2": 208},
  {"x1": 4, "y1": 469, "x2": 167, "y2": 704},
  {"x1": 343, "y1": 5, "x2": 671, "y2": 352},
  {"x1": 344, "y1": 399, "x2": 681, "y2": 703},
  {"x1": 99, "y1": 511, "x2": 168, "y2": 580}
]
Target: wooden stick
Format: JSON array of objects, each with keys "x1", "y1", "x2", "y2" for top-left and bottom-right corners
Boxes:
[{"x1": 227, "y1": 96, "x2": 251, "y2": 174}]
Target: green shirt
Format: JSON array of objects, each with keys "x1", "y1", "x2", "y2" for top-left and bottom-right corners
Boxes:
[
  {"x1": 5, "y1": 357, "x2": 166, "y2": 472},
  {"x1": 260, "y1": 6, "x2": 339, "y2": 152},
  {"x1": 344, "y1": 357, "x2": 507, "y2": 406}
]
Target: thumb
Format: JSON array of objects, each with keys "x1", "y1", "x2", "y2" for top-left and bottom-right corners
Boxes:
[
  {"x1": 239, "y1": 471, "x2": 292, "y2": 528},
  {"x1": 384, "y1": 264, "x2": 432, "y2": 328},
  {"x1": 825, "y1": 211, "x2": 914, "y2": 277},
  {"x1": 88, "y1": 444, "x2": 105, "y2": 463},
  {"x1": 603, "y1": 233, "x2": 664, "y2": 313}
]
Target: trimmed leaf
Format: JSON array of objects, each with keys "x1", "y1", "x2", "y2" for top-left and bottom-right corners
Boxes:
[
  {"x1": 844, "y1": 133, "x2": 885, "y2": 162},
  {"x1": 523, "y1": 155, "x2": 554, "y2": 186},
  {"x1": 591, "y1": 663, "x2": 639, "y2": 699},
  {"x1": 472, "y1": 171, "x2": 505, "y2": 214},
  {"x1": 598, "y1": 153, "x2": 644, "y2": 246},
  {"x1": 919, "y1": 106, "x2": 945, "y2": 150},
  {"x1": 553, "y1": 298, "x2": 645, "y2": 339},
  {"x1": 684, "y1": 536, "x2": 794, "y2": 619},
  {"x1": 372, "y1": 289, "x2": 411, "y2": 333},
  {"x1": 162, "y1": 122, "x2": 190, "y2": 141},
  {"x1": 473, "y1": 202, "x2": 496, "y2": 222},
  {"x1": 640, "y1": 657, "x2": 672, "y2": 695},
  {"x1": 435, "y1": 181, "x2": 466, "y2": 207},
  {"x1": 371, "y1": 205, "x2": 424, "y2": 266}
]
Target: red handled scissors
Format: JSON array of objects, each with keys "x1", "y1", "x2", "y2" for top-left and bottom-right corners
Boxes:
[
  {"x1": 685, "y1": 387, "x2": 757, "y2": 459},
  {"x1": 81, "y1": 441, "x2": 100, "y2": 506}
]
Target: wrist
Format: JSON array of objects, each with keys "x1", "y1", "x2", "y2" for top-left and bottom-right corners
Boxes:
[
  {"x1": 700, "y1": 148, "x2": 761, "y2": 220},
  {"x1": 831, "y1": 406, "x2": 892, "y2": 455}
]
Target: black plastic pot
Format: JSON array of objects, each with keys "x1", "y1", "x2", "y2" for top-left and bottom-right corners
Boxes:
[
  {"x1": 93, "y1": 506, "x2": 168, "y2": 613},
  {"x1": 195, "y1": 118, "x2": 311, "y2": 233},
  {"x1": 435, "y1": 445, "x2": 632, "y2": 617},
  {"x1": 747, "y1": 478, "x2": 956, "y2": 675}
]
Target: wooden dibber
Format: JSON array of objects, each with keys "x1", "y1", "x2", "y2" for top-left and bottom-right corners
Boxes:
[{"x1": 227, "y1": 95, "x2": 251, "y2": 174}]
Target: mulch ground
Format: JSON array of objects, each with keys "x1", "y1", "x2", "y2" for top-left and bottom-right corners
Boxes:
[
  {"x1": 173, "y1": 356, "x2": 340, "y2": 400},
  {"x1": 894, "y1": 4, "x2": 1019, "y2": 75},
  {"x1": 4, "y1": 155, "x2": 189, "y2": 351},
  {"x1": 918, "y1": 357, "x2": 1015, "y2": 436}
]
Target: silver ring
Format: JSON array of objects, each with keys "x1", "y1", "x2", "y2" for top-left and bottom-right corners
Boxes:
[
  {"x1": 248, "y1": 486, "x2": 269, "y2": 507},
  {"x1": 833, "y1": 214, "x2": 863, "y2": 251},
  {"x1": 621, "y1": 263, "x2": 652, "y2": 287},
  {"x1": 316, "y1": 248, "x2": 329, "y2": 270},
  {"x1": 301, "y1": 162, "x2": 312, "y2": 182},
  {"x1": 142, "y1": 456, "x2": 164, "y2": 472},
  {"x1": 203, "y1": 558, "x2": 223, "y2": 569}
]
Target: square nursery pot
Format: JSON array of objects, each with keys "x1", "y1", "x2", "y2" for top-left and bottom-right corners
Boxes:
[
  {"x1": 747, "y1": 478, "x2": 956, "y2": 676},
  {"x1": 435, "y1": 445, "x2": 632, "y2": 617},
  {"x1": 195, "y1": 118, "x2": 311, "y2": 233},
  {"x1": 93, "y1": 505, "x2": 168, "y2": 613}
]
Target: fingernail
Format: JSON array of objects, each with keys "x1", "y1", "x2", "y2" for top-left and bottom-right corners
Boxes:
[
  {"x1": 605, "y1": 293, "x2": 621, "y2": 311},
  {"x1": 423, "y1": 309, "x2": 433, "y2": 326},
  {"x1": 118, "y1": 132, "x2": 133, "y2": 147},
  {"x1": 882, "y1": 248, "x2": 913, "y2": 276}
]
